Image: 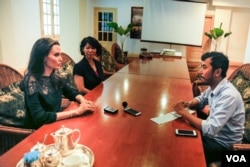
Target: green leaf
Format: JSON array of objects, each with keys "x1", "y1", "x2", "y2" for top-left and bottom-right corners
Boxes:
[
  {"x1": 214, "y1": 28, "x2": 224, "y2": 38},
  {"x1": 107, "y1": 22, "x2": 118, "y2": 30},
  {"x1": 124, "y1": 23, "x2": 133, "y2": 35},
  {"x1": 224, "y1": 32, "x2": 232, "y2": 38},
  {"x1": 107, "y1": 21, "x2": 132, "y2": 36},
  {"x1": 210, "y1": 30, "x2": 218, "y2": 39},
  {"x1": 204, "y1": 32, "x2": 212, "y2": 39},
  {"x1": 204, "y1": 22, "x2": 231, "y2": 40}
]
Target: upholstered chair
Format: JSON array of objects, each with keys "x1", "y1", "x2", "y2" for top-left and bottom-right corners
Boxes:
[
  {"x1": 57, "y1": 52, "x2": 76, "y2": 109},
  {"x1": 0, "y1": 64, "x2": 35, "y2": 155},
  {"x1": 228, "y1": 63, "x2": 250, "y2": 148},
  {"x1": 111, "y1": 43, "x2": 128, "y2": 66}
]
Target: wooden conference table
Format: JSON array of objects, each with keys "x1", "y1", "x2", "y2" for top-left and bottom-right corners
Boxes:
[
  {"x1": 0, "y1": 57, "x2": 206, "y2": 167},
  {"x1": 119, "y1": 56, "x2": 190, "y2": 79}
]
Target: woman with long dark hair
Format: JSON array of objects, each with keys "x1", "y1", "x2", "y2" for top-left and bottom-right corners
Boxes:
[{"x1": 21, "y1": 38, "x2": 95, "y2": 129}]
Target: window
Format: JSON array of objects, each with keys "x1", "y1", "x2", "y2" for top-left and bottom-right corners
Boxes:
[
  {"x1": 94, "y1": 8, "x2": 117, "y2": 51},
  {"x1": 40, "y1": 0, "x2": 60, "y2": 40},
  {"x1": 97, "y1": 11, "x2": 114, "y2": 42}
]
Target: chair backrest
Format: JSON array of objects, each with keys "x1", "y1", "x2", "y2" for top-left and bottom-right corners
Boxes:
[
  {"x1": 58, "y1": 52, "x2": 76, "y2": 88},
  {"x1": 228, "y1": 63, "x2": 250, "y2": 103},
  {"x1": 0, "y1": 64, "x2": 35, "y2": 155},
  {"x1": 101, "y1": 47, "x2": 116, "y2": 72},
  {"x1": 61, "y1": 52, "x2": 75, "y2": 65},
  {"x1": 228, "y1": 63, "x2": 250, "y2": 82},
  {"x1": 111, "y1": 43, "x2": 128, "y2": 64},
  {"x1": 227, "y1": 63, "x2": 250, "y2": 144},
  {"x1": 111, "y1": 42, "x2": 121, "y2": 60},
  {"x1": 0, "y1": 64, "x2": 26, "y2": 126},
  {"x1": 0, "y1": 64, "x2": 23, "y2": 89}
]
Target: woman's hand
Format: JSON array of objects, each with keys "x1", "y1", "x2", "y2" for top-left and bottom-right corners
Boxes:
[
  {"x1": 73, "y1": 100, "x2": 96, "y2": 116},
  {"x1": 71, "y1": 95, "x2": 95, "y2": 116}
]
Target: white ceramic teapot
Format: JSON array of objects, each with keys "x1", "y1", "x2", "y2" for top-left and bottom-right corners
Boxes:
[{"x1": 51, "y1": 125, "x2": 81, "y2": 156}]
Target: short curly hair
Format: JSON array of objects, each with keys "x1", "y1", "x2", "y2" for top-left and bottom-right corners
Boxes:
[
  {"x1": 201, "y1": 51, "x2": 229, "y2": 78},
  {"x1": 79, "y1": 36, "x2": 102, "y2": 56}
]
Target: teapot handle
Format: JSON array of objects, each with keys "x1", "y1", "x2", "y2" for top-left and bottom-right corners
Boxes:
[{"x1": 72, "y1": 129, "x2": 81, "y2": 146}]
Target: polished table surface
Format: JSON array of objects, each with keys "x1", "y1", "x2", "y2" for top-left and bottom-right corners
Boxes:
[
  {"x1": 0, "y1": 58, "x2": 205, "y2": 167},
  {"x1": 119, "y1": 57, "x2": 190, "y2": 79}
]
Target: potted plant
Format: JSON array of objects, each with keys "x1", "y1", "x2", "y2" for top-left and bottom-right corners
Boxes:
[
  {"x1": 204, "y1": 22, "x2": 232, "y2": 51},
  {"x1": 107, "y1": 21, "x2": 133, "y2": 53}
]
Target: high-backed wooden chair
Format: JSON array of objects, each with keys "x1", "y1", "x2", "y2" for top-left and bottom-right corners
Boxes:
[
  {"x1": 99, "y1": 47, "x2": 116, "y2": 79},
  {"x1": 228, "y1": 63, "x2": 250, "y2": 149},
  {"x1": 111, "y1": 43, "x2": 128, "y2": 70},
  {"x1": 61, "y1": 52, "x2": 75, "y2": 65},
  {"x1": 58, "y1": 52, "x2": 76, "y2": 109},
  {"x1": 187, "y1": 61, "x2": 201, "y2": 83},
  {"x1": 0, "y1": 64, "x2": 35, "y2": 155}
]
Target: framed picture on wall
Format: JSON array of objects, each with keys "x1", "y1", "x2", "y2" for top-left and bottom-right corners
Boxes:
[{"x1": 130, "y1": 7, "x2": 143, "y2": 39}]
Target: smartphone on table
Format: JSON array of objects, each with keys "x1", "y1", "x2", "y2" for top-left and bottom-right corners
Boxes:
[
  {"x1": 175, "y1": 129, "x2": 197, "y2": 137},
  {"x1": 104, "y1": 106, "x2": 118, "y2": 114}
]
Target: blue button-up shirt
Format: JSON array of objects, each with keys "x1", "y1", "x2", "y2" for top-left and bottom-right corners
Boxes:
[{"x1": 195, "y1": 78, "x2": 245, "y2": 148}]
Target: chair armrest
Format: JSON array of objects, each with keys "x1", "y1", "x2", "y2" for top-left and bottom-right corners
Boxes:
[
  {"x1": 192, "y1": 80, "x2": 209, "y2": 97},
  {"x1": 232, "y1": 144, "x2": 250, "y2": 150},
  {"x1": 0, "y1": 125, "x2": 35, "y2": 135},
  {"x1": 115, "y1": 63, "x2": 125, "y2": 71}
]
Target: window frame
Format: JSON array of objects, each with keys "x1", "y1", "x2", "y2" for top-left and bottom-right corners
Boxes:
[{"x1": 39, "y1": 0, "x2": 60, "y2": 40}]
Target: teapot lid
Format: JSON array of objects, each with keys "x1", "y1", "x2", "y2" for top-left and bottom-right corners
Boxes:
[{"x1": 55, "y1": 125, "x2": 72, "y2": 135}]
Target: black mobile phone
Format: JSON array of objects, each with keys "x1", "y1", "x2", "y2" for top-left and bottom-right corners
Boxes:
[
  {"x1": 124, "y1": 108, "x2": 141, "y2": 116},
  {"x1": 104, "y1": 106, "x2": 118, "y2": 114},
  {"x1": 175, "y1": 129, "x2": 197, "y2": 137}
]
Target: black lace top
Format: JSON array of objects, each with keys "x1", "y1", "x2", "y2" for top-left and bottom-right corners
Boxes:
[{"x1": 21, "y1": 74, "x2": 80, "y2": 129}]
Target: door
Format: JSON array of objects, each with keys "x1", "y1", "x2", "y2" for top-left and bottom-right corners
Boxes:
[
  {"x1": 94, "y1": 8, "x2": 117, "y2": 52},
  {"x1": 186, "y1": 15, "x2": 214, "y2": 63}
]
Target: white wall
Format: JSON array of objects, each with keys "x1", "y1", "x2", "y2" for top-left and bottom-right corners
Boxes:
[
  {"x1": 86, "y1": 0, "x2": 186, "y2": 56},
  {"x1": 0, "y1": 0, "x2": 250, "y2": 70},
  {"x1": 227, "y1": 8, "x2": 250, "y2": 63},
  {"x1": 0, "y1": 0, "x2": 85, "y2": 69},
  {"x1": 0, "y1": 0, "x2": 40, "y2": 70},
  {"x1": 213, "y1": 0, "x2": 250, "y2": 8},
  {"x1": 244, "y1": 24, "x2": 250, "y2": 63},
  {"x1": 60, "y1": 0, "x2": 82, "y2": 62},
  {"x1": 212, "y1": 7, "x2": 250, "y2": 64},
  {"x1": 212, "y1": 0, "x2": 250, "y2": 64}
]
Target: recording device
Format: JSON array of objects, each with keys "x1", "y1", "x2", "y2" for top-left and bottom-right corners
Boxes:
[
  {"x1": 122, "y1": 101, "x2": 141, "y2": 116},
  {"x1": 104, "y1": 106, "x2": 118, "y2": 114},
  {"x1": 175, "y1": 129, "x2": 197, "y2": 137}
]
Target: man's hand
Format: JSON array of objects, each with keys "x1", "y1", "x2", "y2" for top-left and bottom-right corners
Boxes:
[{"x1": 173, "y1": 101, "x2": 187, "y2": 115}]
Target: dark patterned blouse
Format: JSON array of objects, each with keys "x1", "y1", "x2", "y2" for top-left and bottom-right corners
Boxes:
[{"x1": 20, "y1": 73, "x2": 80, "y2": 129}]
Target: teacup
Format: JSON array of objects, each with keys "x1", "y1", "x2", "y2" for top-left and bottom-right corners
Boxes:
[
  {"x1": 41, "y1": 145, "x2": 61, "y2": 167},
  {"x1": 30, "y1": 142, "x2": 46, "y2": 153}
]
